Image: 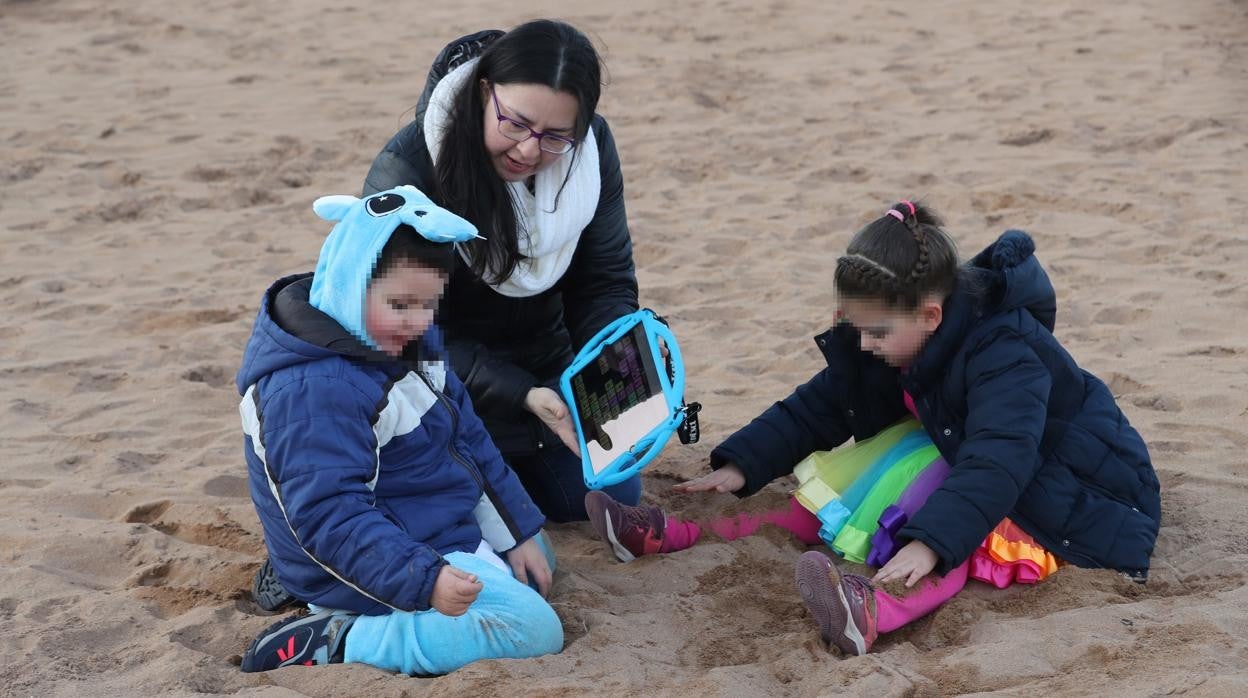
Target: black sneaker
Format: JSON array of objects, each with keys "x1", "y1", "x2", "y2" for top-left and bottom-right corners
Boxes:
[
  {"x1": 240, "y1": 610, "x2": 357, "y2": 672},
  {"x1": 252, "y1": 559, "x2": 300, "y2": 612}
]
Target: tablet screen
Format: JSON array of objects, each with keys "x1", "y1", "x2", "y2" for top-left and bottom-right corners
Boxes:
[{"x1": 568, "y1": 324, "x2": 670, "y2": 474}]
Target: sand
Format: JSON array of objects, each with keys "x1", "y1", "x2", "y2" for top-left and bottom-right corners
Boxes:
[{"x1": 3, "y1": 0, "x2": 1247, "y2": 694}]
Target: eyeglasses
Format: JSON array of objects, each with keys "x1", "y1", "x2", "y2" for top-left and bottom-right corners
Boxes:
[{"x1": 489, "y1": 85, "x2": 577, "y2": 155}]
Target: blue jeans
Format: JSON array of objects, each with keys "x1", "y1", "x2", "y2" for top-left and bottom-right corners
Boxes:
[
  {"x1": 343, "y1": 534, "x2": 562, "y2": 675},
  {"x1": 506, "y1": 443, "x2": 642, "y2": 522}
]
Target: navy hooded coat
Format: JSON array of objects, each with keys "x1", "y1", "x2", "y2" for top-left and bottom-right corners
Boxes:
[{"x1": 711, "y1": 231, "x2": 1161, "y2": 579}]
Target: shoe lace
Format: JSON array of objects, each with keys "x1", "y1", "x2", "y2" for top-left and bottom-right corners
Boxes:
[
  {"x1": 842, "y1": 573, "x2": 875, "y2": 607},
  {"x1": 620, "y1": 503, "x2": 659, "y2": 533}
]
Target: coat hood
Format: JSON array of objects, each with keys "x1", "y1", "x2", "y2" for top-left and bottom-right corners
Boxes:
[
  {"x1": 967, "y1": 230, "x2": 1056, "y2": 331},
  {"x1": 236, "y1": 274, "x2": 394, "y2": 394},
  {"x1": 908, "y1": 230, "x2": 1055, "y2": 387}
]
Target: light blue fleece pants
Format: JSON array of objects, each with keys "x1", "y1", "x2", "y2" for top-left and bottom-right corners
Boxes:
[{"x1": 342, "y1": 537, "x2": 563, "y2": 675}]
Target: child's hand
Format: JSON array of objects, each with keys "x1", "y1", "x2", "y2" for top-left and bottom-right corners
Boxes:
[
  {"x1": 431, "y1": 565, "x2": 483, "y2": 616},
  {"x1": 673, "y1": 463, "x2": 745, "y2": 493},
  {"x1": 506, "y1": 537, "x2": 553, "y2": 598},
  {"x1": 872, "y1": 540, "x2": 938, "y2": 588},
  {"x1": 524, "y1": 387, "x2": 581, "y2": 456}
]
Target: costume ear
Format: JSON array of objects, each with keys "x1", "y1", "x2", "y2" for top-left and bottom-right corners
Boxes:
[
  {"x1": 312, "y1": 195, "x2": 359, "y2": 222},
  {"x1": 402, "y1": 207, "x2": 481, "y2": 243}
]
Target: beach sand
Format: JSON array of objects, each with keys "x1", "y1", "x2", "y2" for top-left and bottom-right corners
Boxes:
[{"x1": 3, "y1": 0, "x2": 1247, "y2": 694}]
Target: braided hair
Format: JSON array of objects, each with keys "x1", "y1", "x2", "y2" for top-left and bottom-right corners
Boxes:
[{"x1": 834, "y1": 200, "x2": 959, "y2": 309}]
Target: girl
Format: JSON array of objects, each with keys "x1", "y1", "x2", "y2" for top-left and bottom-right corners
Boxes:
[
  {"x1": 363, "y1": 20, "x2": 645, "y2": 522},
  {"x1": 237, "y1": 187, "x2": 562, "y2": 675},
  {"x1": 586, "y1": 200, "x2": 1161, "y2": 656}
]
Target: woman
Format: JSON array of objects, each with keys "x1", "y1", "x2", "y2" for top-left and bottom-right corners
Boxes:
[
  {"x1": 252, "y1": 20, "x2": 648, "y2": 613},
  {"x1": 361, "y1": 20, "x2": 644, "y2": 522}
]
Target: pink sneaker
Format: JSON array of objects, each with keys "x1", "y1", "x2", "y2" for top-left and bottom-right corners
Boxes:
[
  {"x1": 584, "y1": 490, "x2": 666, "y2": 562},
  {"x1": 795, "y1": 550, "x2": 878, "y2": 656}
]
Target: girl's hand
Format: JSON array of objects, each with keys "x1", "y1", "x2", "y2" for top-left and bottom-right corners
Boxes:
[
  {"x1": 673, "y1": 463, "x2": 746, "y2": 493},
  {"x1": 506, "y1": 537, "x2": 553, "y2": 598},
  {"x1": 431, "y1": 565, "x2": 483, "y2": 616},
  {"x1": 872, "y1": 540, "x2": 938, "y2": 588},
  {"x1": 524, "y1": 387, "x2": 581, "y2": 456}
]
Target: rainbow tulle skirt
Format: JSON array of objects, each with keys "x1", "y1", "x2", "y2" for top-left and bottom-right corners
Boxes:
[{"x1": 793, "y1": 419, "x2": 1059, "y2": 587}]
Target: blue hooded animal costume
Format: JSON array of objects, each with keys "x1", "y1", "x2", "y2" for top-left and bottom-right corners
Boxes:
[
  {"x1": 236, "y1": 186, "x2": 548, "y2": 615},
  {"x1": 711, "y1": 231, "x2": 1161, "y2": 579}
]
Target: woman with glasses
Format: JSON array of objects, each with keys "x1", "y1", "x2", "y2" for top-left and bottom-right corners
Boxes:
[{"x1": 363, "y1": 20, "x2": 644, "y2": 524}]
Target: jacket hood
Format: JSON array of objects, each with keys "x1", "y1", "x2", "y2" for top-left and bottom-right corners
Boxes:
[
  {"x1": 413, "y1": 29, "x2": 504, "y2": 129},
  {"x1": 235, "y1": 274, "x2": 397, "y2": 394},
  {"x1": 967, "y1": 229, "x2": 1056, "y2": 331},
  {"x1": 907, "y1": 230, "x2": 1055, "y2": 387}
]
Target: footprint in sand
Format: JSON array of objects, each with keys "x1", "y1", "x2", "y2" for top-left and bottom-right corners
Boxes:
[
  {"x1": 202, "y1": 475, "x2": 249, "y2": 499},
  {"x1": 115, "y1": 451, "x2": 165, "y2": 473},
  {"x1": 184, "y1": 164, "x2": 233, "y2": 183},
  {"x1": 123, "y1": 501, "x2": 261, "y2": 555},
  {"x1": 1129, "y1": 393, "x2": 1183, "y2": 412},
  {"x1": 71, "y1": 371, "x2": 128, "y2": 393},
  {"x1": 128, "y1": 561, "x2": 254, "y2": 620},
  {"x1": 1092, "y1": 306, "x2": 1152, "y2": 325},
  {"x1": 121, "y1": 499, "x2": 172, "y2": 524},
  {"x1": 181, "y1": 365, "x2": 231, "y2": 388}
]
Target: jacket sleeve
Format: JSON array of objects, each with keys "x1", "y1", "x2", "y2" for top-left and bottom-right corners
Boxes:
[
  {"x1": 445, "y1": 367, "x2": 546, "y2": 551},
  {"x1": 443, "y1": 331, "x2": 539, "y2": 418},
  {"x1": 260, "y1": 378, "x2": 445, "y2": 612},
  {"x1": 558, "y1": 118, "x2": 640, "y2": 350},
  {"x1": 711, "y1": 366, "x2": 855, "y2": 497},
  {"x1": 899, "y1": 332, "x2": 1052, "y2": 574}
]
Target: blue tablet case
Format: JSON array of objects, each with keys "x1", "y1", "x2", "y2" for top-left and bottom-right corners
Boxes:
[{"x1": 559, "y1": 309, "x2": 699, "y2": 489}]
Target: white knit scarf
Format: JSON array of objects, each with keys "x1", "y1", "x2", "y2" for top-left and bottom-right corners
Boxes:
[{"x1": 423, "y1": 59, "x2": 600, "y2": 298}]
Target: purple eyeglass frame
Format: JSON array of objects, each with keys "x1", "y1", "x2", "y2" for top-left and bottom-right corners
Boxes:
[{"x1": 489, "y1": 85, "x2": 577, "y2": 155}]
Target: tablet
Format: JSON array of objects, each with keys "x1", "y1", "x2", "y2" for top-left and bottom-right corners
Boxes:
[{"x1": 560, "y1": 310, "x2": 698, "y2": 489}]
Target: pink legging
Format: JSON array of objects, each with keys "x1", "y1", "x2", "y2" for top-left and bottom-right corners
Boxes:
[
  {"x1": 663, "y1": 497, "x2": 968, "y2": 633},
  {"x1": 875, "y1": 559, "x2": 969, "y2": 632},
  {"x1": 660, "y1": 497, "x2": 825, "y2": 551}
]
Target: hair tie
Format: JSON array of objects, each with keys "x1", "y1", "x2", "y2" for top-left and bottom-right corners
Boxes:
[
  {"x1": 885, "y1": 209, "x2": 905, "y2": 222},
  {"x1": 900, "y1": 200, "x2": 916, "y2": 217}
]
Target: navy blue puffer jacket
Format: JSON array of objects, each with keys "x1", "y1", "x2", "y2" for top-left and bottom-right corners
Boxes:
[
  {"x1": 712, "y1": 231, "x2": 1160, "y2": 579},
  {"x1": 237, "y1": 274, "x2": 545, "y2": 614}
]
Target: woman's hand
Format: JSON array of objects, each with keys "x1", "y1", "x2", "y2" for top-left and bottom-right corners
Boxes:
[
  {"x1": 431, "y1": 565, "x2": 483, "y2": 616},
  {"x1": 524, "y1": 387, "x2": 581, "y2": 456},
  {"x1": 872, "y1": 540, "x2": 938, "y2": 588},
  {"x1": 673, "y1": 463, "x2": 746, "y2": 494},
  {"x1": 506, "y1": 536, "x2": 553, "y2": 598}
]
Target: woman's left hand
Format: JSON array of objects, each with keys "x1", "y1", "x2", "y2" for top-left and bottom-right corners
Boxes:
[
  {"x1": 507, "y1": 536, "x2": 553, "y2": 598},
  {"x1": 524, "y1": 387, "x2": 581, "y2": 456},
  {"x1": 872, "y1": 540, "x2": 938, "y2": 588}
]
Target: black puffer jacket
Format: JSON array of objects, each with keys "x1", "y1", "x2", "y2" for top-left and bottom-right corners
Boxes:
[{"x1": 363, "y1": 30, "x2": 639, "y2": 453}]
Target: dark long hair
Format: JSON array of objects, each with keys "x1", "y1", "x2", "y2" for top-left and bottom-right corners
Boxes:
[
  {"x1": 434, "y1": 20, "x2": 603, "y2": 285},
  {"x1": 834, "y1": 201, "x2": 960, "y2": 309}
]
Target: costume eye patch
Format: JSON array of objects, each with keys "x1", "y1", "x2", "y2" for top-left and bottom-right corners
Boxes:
[{"x1": 365, "y1": 193, "x2": 405, "y2": 216}]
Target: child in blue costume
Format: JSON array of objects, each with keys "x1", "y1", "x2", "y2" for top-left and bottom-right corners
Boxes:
[{"x1": 237, "y1": 186, "x2": 562, "y2": 675}]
